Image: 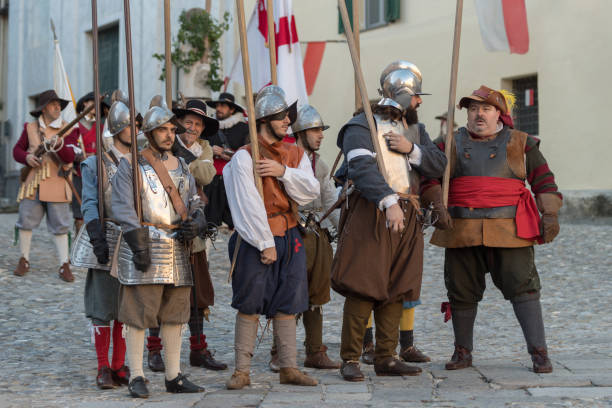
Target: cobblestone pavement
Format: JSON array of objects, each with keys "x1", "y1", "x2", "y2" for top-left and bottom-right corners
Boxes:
[{"x1": 0, "y1": 212, "x2": 611, "y2": 407}]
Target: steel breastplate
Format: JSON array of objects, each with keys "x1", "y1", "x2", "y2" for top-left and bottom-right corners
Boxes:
[
  {"x1": 101, "y1": 153, "x2": 119, "y2": 220},
  {"x1": 139, "y1": 157, "x2": 191, "y2": 226},
  {"x1": 373, "y1": 114, "x2": 412, "y2": 195},
  {"x1": 450, "y1": 127, "x2": 520, "y2": 219},
  {"x1": 70, "y1": 221, "x2": 121, "y2": 271}
]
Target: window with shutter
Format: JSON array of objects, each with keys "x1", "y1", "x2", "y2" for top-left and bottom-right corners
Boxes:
[
  {"x1": 511, "y1": 75, "x2": 539, "y2": 136},
  {"x1": 339, "y1": 0, "x2": 400, "y2": 33},
  {"x1": 97, "y1": 24, "x2": 119, "y2": 95}
]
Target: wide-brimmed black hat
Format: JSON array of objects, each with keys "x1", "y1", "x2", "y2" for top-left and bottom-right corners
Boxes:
[
  {"x1": 206, "y1": 92, "x2": 245, "y2": 114},
  {"x1": 173, "y1": 99, "x2": 219, "y2": 138},
  {"x1": 30, "y1": 90, "x2": 70, "y2": 117},
  {"x1": 76, "y1": 91, "x2": 111, "y2": 114}
]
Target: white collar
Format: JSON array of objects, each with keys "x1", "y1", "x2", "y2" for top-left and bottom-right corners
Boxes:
[
  {"x1": 39, "y1": 115, "x2": 63, "y2": 129},
  {"x1": 217, "y1": 112, "x2": 246, "y2": 130},
  {"x1": 110, "y1": 143, "x2": 131, "y2": 159},
  {"x1": 177, "y1": 135, "x2": 203, "y2": 157}
]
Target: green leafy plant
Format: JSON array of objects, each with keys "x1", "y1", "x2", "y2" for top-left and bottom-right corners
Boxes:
[{"x1": 154, "y1": 9, "x2": 230, "y2": 91}]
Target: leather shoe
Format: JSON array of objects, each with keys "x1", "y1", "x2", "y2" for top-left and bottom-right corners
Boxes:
[
  {"x1": 13, "y1": 257, "x2": 29, "y2": 276},
  {"x1": 269, "y1": 348, "x2": 280, "y2": 373},
  {"x1": 340, "y1": 361, "x2": 364, "y2": 382},
  {"x1": 128, "y1": 376, "x2": 149, "y2": 398},
  {"x1": 111, "y1": 365, "x2": 130, "y2": 386},
  {"x1": 531, "y1": 347, "x2": 553, "y2": 373},
  {"x1": 374, "y1": 356, "x2": 422, "y2": 376},
  {"x1": 96, "y1": 366, "x2": 115, "y2": 389},
  {"x1": 165, "y1": 373, "x2": 205, "y2": 393},
  {"x1": 304, "y1": 345, "x2": 341, "y2": 369},
  {"x1": 190, "y1": 349, "x2": 228, "y2": 370},
  {"x1": 148, "y1": 350, "x2": 165, "y2": 372},
  {"x1": 58, "y1": 262, "x2": 74, "y2": 282},
  {"x1": 445, "y1": 345, "x2": 472, "y2": 370},
  {"x1": 361, "y1": 342, "x2": 375, "y2": 365},
  {"x1": 399, "y1": 345, "x2": 431, "y2": 363}
]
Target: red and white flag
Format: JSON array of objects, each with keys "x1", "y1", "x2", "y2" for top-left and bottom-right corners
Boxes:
[
  {"x1": 474, "y1": 0, "x2": 529, "y2": 54},
  {"x1": 228, "y1": 0, "x2": 308, "y2": 107},
  {"x1": 53, "y1": 38, "x2": 77, "y2": 122}
]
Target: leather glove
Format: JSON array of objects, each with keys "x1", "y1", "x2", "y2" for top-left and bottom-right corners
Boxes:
[
  {"x1": 123, "y1": 227, "x2": 151, "y2": 272},
  {"x1": 536, "y1": 193, "x2": 562, "y2": 244},
  {"x1": 540, "y1": 213, "x2": 559, "y2": 243},
  {"x1": 85, "y1": 219, "x2": 109, "y2": 265},
  {"x1": 177, "y1": 209, "x2": 207, "y2": 243},
  {"x1": 420, "y1": 184, "x2": 453, "y2": 230}
]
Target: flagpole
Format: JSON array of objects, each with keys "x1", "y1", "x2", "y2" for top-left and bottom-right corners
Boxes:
[
  {"x1": 442, "y1": 0, "x2": 464, "y2": 207},
  {"x1": 266, "y1": 0, "x2": 277, "y2": 85},
  {"x1": 91, "y1": 0, "x2": 105, "y2": 229},
  {"x1": 164, "y1": 0, "x2": 172, "y2": 109},
  {"x1": 123, "y1": 0, "x2": 142, "y2": 222},
  {"x1": 337, "y1": 0, "x2": 387, "y2": 178},
  {"x1": 352, "y1": 0, "x2": 361, "y2": 111}
]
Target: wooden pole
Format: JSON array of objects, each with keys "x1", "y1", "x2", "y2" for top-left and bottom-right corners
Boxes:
[
  {"x1": 236, "y1": 0, "x2": 264, "y2": 197},
  {"x1": 352, "y1": 0, "x2": 361, "y2": 111},
  {"x1": 442, "y1": 0, "x2": 464, "y2": 207},
  {"x1": 164, "y1": 0, "x2": 172, "y2": 109},
  {"x1": 337, "y1": 0, "x2": 388, "y2": 179},
  {"x1": 266, "y1": 0, "x2": 277, "y2": 85},
  {"x1": 123, "y1": 0, "x2": 142, "y2": 222},
  {"x1": 91, "y1": 0, "x2": 104, "y2": 228}
]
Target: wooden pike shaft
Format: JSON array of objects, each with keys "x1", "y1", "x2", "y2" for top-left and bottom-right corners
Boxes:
[
  {"x1": 164, "y1": 0, "x2": 172, "y2": 109},
  {"x1": 91, "y1": 0, "x2": 104, "y2": 227},
  {"x1": 442, "y1": 0, "x2": 464, "y2": 207},
  {"x1": 123, "y1": 0, "x2": 142, "y2": 222},
  {"x1": 266, "y1": 0, "x2": 277, "y2": 85},
  {"x1": 236, "y1": 0, "x2": 264, "y2": 197},
  {"x1": 352, "y1": 0, "x2": 361, "y2": 111},
  {"x1": 337, "y1": 0, "x2": 388, "y2": 179}
]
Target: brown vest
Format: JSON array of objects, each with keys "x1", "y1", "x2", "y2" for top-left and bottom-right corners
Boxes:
[
  {"x1": 243, "y1": 137, "x2": 304, "y2": 236},
  {"x1": 19, "y1": 121, "x2": 72, "y2": 203}
]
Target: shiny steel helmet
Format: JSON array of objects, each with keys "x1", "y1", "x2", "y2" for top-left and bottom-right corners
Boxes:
[
  {"x1": 142, "y1": 106, "x2": 185, "y2": 134},
  {"x1": 106, "y1": 101, "x2": 132, "y2": 137},
  {"x1": 254, "y1": 85, "x2": 297, "y2": 124},
  {"x1": 292, "y1": 105, "x2": 329, "y2": 134},
  {"x1": 148, "y1": 94, "x2": 168, "y2": 109},
  {"x1": 378, "y1": 60, "x2": 430, "y2": 112},
  {"x1": 111, "y1": 89, "x2": 129, "y2": 105}
]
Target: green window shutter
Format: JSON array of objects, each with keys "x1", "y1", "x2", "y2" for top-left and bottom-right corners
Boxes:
[
  {"x1": 338, "y1": 0, "x2": 354, "y2": 34},
  {"x1": 385, "y1": 0, "x2": 400, "y2": 23}
]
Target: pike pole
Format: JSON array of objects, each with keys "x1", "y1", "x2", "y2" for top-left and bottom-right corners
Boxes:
[
  {"x1": 266, "y1": 0, "x2": 277, "y2": 85},
  {"x1": 337, "y1": 0, "x2": 388, "y2": 179},
  {"x1": 123, "y1": 0, "x2": 142, "y2": 222},
  {"x1": 164, "y1": 0, "x2": 173, "y2": 109},
  {"x1": 91, "y1": 0, "x2": 104, "y2": 230},
  {"x1": 442, "y1": 0, "x2": 464, "y2": 207},
  {"x1": 229, "y1": 0, "x2": 265, "y2": 281}
]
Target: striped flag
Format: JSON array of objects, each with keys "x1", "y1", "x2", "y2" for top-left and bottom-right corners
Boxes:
[{"x1": 474, "y1": 0, "x2": 529, "y2": 54}]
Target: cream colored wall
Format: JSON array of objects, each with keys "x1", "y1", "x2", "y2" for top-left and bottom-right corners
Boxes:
[{"x1": 292, "y1": 0, "x2": 612, "y2": 191}]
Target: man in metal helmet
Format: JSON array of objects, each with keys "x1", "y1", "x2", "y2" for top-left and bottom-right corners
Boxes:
[
  {"x1": 223, "y1": 85, "x2": 319, "y2": 389},
  {"x1": 332, "y1": 61, "x2": 447, "y2": 381},
  {"x1": 73, "y1": 98, "x2": 137, "y2": 389},
  {"x1": 111, "y1": 97, "x2": 207, "y2": 398}
]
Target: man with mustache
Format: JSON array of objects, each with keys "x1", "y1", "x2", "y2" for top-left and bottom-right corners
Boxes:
[
  {"x1": 425, "y1": 86, "x2": 562, "y2": 374},
  {"x1": 145, "y1": 99, "x2": 227, "y2": 373},
  {"x1": 111, "y1": 100, "x2": 207, "y2": 398},
  {"x1": 223, "y1": 85, "x2": 320, "y2": 389}
]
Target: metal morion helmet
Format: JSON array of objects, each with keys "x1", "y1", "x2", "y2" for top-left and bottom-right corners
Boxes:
[
  {"x1": 292, "y1": 105, "x2": 329, "y2": 134},
  {"x1": 142, "y1": 95, "x2": 185, "y2": 134},
  {"x1": 254, "y1": 85, "x2": 298, "y2": 124},
  {"x1": 378, "y1": 60, "x2": 430, "y2": 112},
  {"x1": 107, "y1": 101, "x2": 132, "y2": 137}
]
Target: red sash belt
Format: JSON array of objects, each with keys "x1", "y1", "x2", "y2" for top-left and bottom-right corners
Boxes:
[{"x1": 449, "y1": 176, "x2": 541, "y2": 241}]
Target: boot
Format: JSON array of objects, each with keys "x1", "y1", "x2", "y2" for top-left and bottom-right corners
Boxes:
[
  {"x1": 226, "y1": 370, "x2": 250, "y2": 390},
  {"x1": 530, "y1": 347, "x2": 553, "y2": 373},
  {"x1": 340, "y1": 361, "x2": 364, "y2": 382},
  {"x1": 399, "y1": 345, "x2": 431, "y2": 363},
  {"x1": 445, "y1": 345, "x2": 472, "y2": 370},
  {"x1": 13, "y1": 257, "x2": 29, "y2": 276},
  {"x1": 165, "y1": 373, "x2": 205, "y2": 393},
  {"x1": 374, "y1": 356, "x2": 422, "y2": 376},
  {"x1": 189, "y1": 334, "x2": 228, "y2": 370},
  {"x1": 96, "y1": 366, "x2": 115, "y2": 389},
  {"x1": 146, "y1": 335, "x2": 165, "y2": 372},
  {"x1": 304, "y1": 345, "x2": 341, "y2": 369},
  {"x1": 58, "y1": 262, "x2": 74, "y2": 282},
  {"x1": 111, "y1": 365, "x2": 130, "y2": 386},
  {"x1": 279, "y1": 367, "x2": 318, "y2": 386},
  {"x1": 128, "y1": 376, "x2": 149, "y2": 398},
  {"x1": 361, "y1": 342, "x2": 375, "y2": 365}
]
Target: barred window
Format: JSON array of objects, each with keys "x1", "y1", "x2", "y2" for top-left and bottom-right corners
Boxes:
[
  {"x1": 339, "y1": 0, "x2": 400, "y2": 33},
  {"x1": 97, "y1": 24, "x2": 120, "y2": 95},
  {"x1": 511, "y1": 75, "x2": 538, "y2": 136}
]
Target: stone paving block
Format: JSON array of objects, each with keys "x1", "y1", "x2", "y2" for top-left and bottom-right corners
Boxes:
[
  {"x1": 325, "y1": 383, "x2": 369, "y2": 393},
  {"x1": 263, "y1": 391, "x2": 323, "y2": 403},
  {"x1": 475, "y1": 362, "x2": 592, "y2": 389},
  {"x1": 194, "y1": 391, "x2": 265, "y2": 408},
  {"x1": 591, "y1": 374, "x2": 612, "y2": 387},
  {"x1": 72, "y1": 402, "x2": 140, "y2": 408},
  {"x1": 324, "y1": 392, "x2": 371, "y2": 402},
  {"x1": 557, "y1": 358, "x2": 612, "y2": 372},
  {"x1": 527, "y1": 386, "x2": 612, "y2": 399},
  {"x1": 370, "y1": 388, "x2": 432, "y2": 402}
]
